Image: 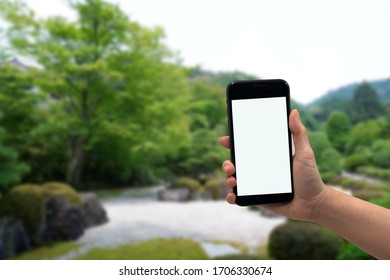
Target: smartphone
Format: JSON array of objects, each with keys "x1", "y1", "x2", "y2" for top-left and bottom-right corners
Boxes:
[{"x1": 226, "y1": 79, "x2": 294, "y2": 206}]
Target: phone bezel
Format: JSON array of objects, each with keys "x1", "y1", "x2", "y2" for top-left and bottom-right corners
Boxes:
[{"x1": 226, "y1": 79, "x2": 294, "y2": 206}]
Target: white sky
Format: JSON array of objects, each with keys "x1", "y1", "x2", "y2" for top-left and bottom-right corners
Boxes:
[{"x1": 23, "y1": 0, "x2": 390, "y2": 104}]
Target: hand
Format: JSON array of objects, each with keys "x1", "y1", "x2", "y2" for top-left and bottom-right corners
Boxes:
[{"x1": 219, "y1": 109, "x2": 327, "y2": 222}]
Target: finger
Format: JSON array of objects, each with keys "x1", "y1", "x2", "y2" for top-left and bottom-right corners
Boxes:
[
  {"x1": 222, "y1": 160, "x2": 235, "y2": 176},
  {"x1": 224, "y1": 176, "x2": 236, "y2": 188},
  {"x1": 218, "y1": 136, "x2": 230, "y2": 149},
  {"x1": 226, "y1": 192, "x2": 236, "y2": 204},
  {"x1": 289, "y1": 109, "x2": 311, "y2": 153}
]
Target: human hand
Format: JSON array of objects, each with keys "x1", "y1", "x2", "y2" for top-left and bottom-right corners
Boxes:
[{"x1": 219, "y1": 109, "x2": 327, "y2": 222}]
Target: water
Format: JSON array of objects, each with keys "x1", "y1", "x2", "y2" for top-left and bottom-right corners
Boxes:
[{"x1": 58, "y1": 191, "x2": 285, "y2": 259}]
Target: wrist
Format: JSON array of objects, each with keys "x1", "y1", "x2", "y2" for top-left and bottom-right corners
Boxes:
[{"x1": 309, "y1": 183, "x2": 331, "y2": 224}]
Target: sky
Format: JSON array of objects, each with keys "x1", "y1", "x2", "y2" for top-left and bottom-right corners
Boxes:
[{"x1": 23, "y1": 0, "x2": 390, "y2": 104}]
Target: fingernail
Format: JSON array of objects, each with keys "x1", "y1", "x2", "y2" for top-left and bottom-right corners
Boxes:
[
  {"x1": 225, "y1": 177, "x2": 232, "y2": 186},
  {"x1": 223, "y1": 166, "x2": 229, "y2": 173}
]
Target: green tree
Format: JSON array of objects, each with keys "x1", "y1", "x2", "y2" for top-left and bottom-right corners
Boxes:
[
  {"x1": 325, "y1": 111, "x2": 351, "y2": 153},
  {"x1": 308, "y1": 132, "x2": 342, "y2": 181},
  {"x1": 0, "y1": 61, "x2": 50, "y2": 182},
  {"x1": 0, "y1": 112, "x2": 29, "y2": 193},
  {"x1": 1, "y1": 0, "x2": 190, "y2": 187},
  {"x1": 348, "y1": 82, "x2": 386, "y2": 124},
  {"x1": 291, "y1": 100, "x2": 318, "y2": 131},
  {"x1": 345, "y1": 120, "x2": 381, "y2": 154},
  {"x1": 187, "y1": 80, "x2": 226, "y2": 131},
  {"x1": 319, "y1": 148, "x2": 342, "y2": 181},
  {"x1": 167, "y1": 78, "x2": 228, "y2": 178},
  {"x1": 371, "y1": 140, "x2": 390, "y2": 168},
  {"x1": 309, "y1": 97, "x2": 349, "y2": 123},
  {"x1": 308, "y1": 131, "x2": 331, "y2": 158}
]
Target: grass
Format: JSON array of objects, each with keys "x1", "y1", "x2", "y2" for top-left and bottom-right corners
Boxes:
[
  {"x1": 74, "y1": 238, "x2": 208, "y2": 260},
  {"x1": 10, "y1": 238, "x2": 269, "y2": 260},
  {"x1": 255, "y1": 243, "x2": 270, "y2": 259},
  {"x1": 11, "y1": 241, "x2": 82, "y2": 260}
]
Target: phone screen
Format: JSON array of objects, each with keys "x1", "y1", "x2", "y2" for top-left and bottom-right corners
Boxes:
[{"x1": 231, "y1": 96, "x2": 292, "y2": 197}]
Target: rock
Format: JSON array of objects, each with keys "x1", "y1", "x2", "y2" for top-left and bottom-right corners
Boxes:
[
  {"x1": 0, "y1": 218, "x2": 30, "y2": 259},
  {"x1": 42, "y1": 197, "x2": 85, "y2": 242},
  {"x1": 193, "y1": 190, "x2": 213, "y2": 201},
  {"x1": 157, "y1": 187, "x2": 190, "y2": 202},
  {"x1": 258, "y1": 207, "x2": 280, "y2": 218},
  {"x1": 80, "y1": 192, "x2": 108, "y2": 228}
]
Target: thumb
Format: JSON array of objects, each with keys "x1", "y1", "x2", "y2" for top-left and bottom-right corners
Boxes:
[{"x1": 289, "y1": 109, "x2": 311, "y2": 153}]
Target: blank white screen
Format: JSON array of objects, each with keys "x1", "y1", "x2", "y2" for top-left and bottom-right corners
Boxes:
[{"x1": 232, "y1": 97, "x2": 292, "y2": 196}]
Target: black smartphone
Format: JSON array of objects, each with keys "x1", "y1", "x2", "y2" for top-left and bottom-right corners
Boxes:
[{"x1": 226, "y1": 79, "x2": 294, "y2": 206}]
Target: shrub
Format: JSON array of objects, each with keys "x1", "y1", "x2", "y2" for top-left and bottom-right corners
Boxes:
[
  {"x1": 345, "y1": 120, "x2": 381, "y2": 154},
  {"x1": 336, "y1": 177, "x2": 389, "y2": 194},
  {"x1": 356, "y1": 166, "x2": 390, "y2": 181},
  {"x1": 41, "y1": 182, "x2": 82, "y2": 207},
  {"x1": 268, "y1": 221, "x2": 343, "y2": 259},
  {"x1": 170, "y1": 177, "x2": 202, "y2": 192},
  {"x1": 337, "y1": 242, "x2": 372, "y2": 260},
  {"x1": 0, "y1": 184, "x2": 45, "y2": 245},
  {"x1": 371, "y1": 140, "x2": 390, "y2": 168},
  {"x1": 319, "y1": 148, "x2": 342, "y2": 182},
  {"x1": 320, "y1": 172, "x2": 337, "y2": 183},
  {"x1": 0, "y1": 182, "x2": 81, "y2": 245},
  {"x1": 353, "y1": 190, "x2": 387, "y2": 201},
  {"x1": 344, "y1": 154, "x2": 369, "y2": 172},
  {"x1": 308, "y1": 132, "x2": 331, "y2": 158},
  {"x1": 371, "y1": 193, "x2": 390, "y2": 208},
  {"x1": 204, "y1": 178, "x2": 223, "y2": 200}
]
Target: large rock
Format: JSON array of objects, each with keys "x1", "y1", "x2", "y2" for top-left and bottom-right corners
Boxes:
[
  {"x1": 0, "y1": 183, "x2": 83, "y2": 246},
  {"x1": 0, "y1": 218, "x2": 30, "y2": 259},
  {"x1": 42, "y1": 197, "x2": 85, "y2": 242},
  {"x1": 80, "y1": 192, "x2": 108, "y2": 228}
]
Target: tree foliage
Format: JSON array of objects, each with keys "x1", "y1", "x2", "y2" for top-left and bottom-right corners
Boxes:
[
  {"x1": 345, "y1": 120, "x2": 381, "y2": 154},
  {"x1": 371, "y1": 140, "x2": 390, "y2": 168},
  {"x1": 0, "y1": 63, "x2": 36, "y2": 192},
  {"x1": 325, "y1": 111, "x2": 351, "y2": 153},
  {"x1": 0, "y1": 120, "x2": 29, "y2": 193},
  {"x1": 1, "y1": 0, "x2": 191, "y2": 187},
  {"x1": 348, "y1": 82, "x2": 386, "y2": 124},
  {"x1": 0, "y1": 0, "x2": 234, "y2": 189},
  {"x1": 1, "y1": 0, "x2": 389, "y2": 192},
  {"x1": 308, "y1": 131, "x2": 331, "y2": 158}
]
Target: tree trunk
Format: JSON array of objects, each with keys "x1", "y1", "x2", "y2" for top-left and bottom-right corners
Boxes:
[{"x1": 66, "y1": 135, "x2": 86, "y2": 188}]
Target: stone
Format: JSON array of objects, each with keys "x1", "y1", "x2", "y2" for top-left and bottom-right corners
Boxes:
[
  {"x1": 80, "y1": 192, "x2": 108, "y2": 228},
  {"x1": 42, "y1": 197, "x2": 85, "y2": 242},
  {"x1": 193, "y1": 190, "x2": 213, "y2": 201},
  {"x1": 157, "y1": 187, "x2": 190, "y2": 202},
  {"x1": 0, "y1": 218, "x2": 30, "y2": 259},
  {"x1": 258, "y1": 207, "x2": 280, "y2": 218}
]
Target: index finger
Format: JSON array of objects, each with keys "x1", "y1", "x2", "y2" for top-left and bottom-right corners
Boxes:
[{"x1": 218, "y1": 136, "x2": 230, "y2": 149}]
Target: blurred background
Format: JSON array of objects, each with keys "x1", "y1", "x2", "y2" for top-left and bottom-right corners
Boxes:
[{"x1": 0, "y1": 0, "x2": 389, "y2": 260}]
